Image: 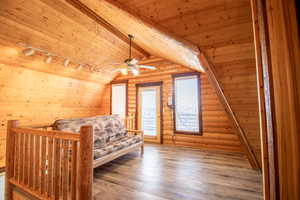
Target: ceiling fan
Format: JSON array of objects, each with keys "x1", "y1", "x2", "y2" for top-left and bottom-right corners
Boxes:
[{"x1": 113, "y1": 34, "x2": 157, "y2": 76}]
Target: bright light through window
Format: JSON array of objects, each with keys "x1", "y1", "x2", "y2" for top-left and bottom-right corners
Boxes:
[
  {"x1": 141, "y1": 88, "x2": 157, "y2": 136},
  {"x1": 111, "y1": 83, "x2": 126, "y2": 118},
  {"x1": 174, "y1": 74, "x2": 201, "y2": 133}
]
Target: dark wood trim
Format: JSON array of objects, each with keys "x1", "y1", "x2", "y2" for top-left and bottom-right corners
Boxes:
[
  {"x1": 136, "y1": 82, "x2": 163, "y2": 88},
  {"x1": 172, "y1": 72, "x2": 200, "y2": 78},
  {"x1": 0, "y1": 167, "x2": 5, "y2": 173},
  {"x1": 110, "y1": 80, "x2": 128, "y2": 116},
  {"x1": 135, "y1": 81, "x2": 163, "y2": 144},
  {"x1": 171, "y1": 72, "x2": 203, "y2": 136},
  {"x1": 110, "y1": 80, "x2": 129, "y2": 84}
]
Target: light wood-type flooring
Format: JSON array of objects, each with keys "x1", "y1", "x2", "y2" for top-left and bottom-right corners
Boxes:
[{"x1": 93, "y1": 144, "x2": 263, "y2": 200}]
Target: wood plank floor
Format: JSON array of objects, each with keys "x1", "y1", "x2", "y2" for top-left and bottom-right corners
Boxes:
[{"x1": 93, "y1": 144, "x2": 263, "y2": 200}]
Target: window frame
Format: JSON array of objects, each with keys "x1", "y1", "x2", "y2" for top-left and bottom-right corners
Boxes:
[
  {"x1": 172, "y1": 72, "x2": 202, "y2": 135},
  {"x1": 110, "y1": 80, "x2": 128, "y2": 117}
]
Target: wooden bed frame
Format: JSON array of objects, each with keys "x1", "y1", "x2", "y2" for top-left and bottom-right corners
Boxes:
[{"x1": 5, "y1": 117, "x2": 143, "y2": 200}]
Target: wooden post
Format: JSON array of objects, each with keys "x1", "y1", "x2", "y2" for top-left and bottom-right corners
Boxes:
[
  {"x1": 5, "y1": 120, "x2": 19, "y2": 200},
  {"x1": 264, "y1": 0, "x2": 300, "y2": 199},
  {"x1": 78, "y1": 125, "x2": 93, "y2": 200},
  {"x1": 250, "y1": 0, "x2": 274, "y2": 198}
]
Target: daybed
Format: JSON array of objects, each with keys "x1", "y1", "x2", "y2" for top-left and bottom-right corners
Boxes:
[
  {"x1": 5, "y1": 115, "x2": 143, "y2": 200},
  {"x1": 52, "y1": 115, "x2": 144, "y2": 168}
]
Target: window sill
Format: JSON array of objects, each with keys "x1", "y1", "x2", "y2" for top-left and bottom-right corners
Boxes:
[{"x1": 174, "y1": 131, "x2": 202, "y2": 136}]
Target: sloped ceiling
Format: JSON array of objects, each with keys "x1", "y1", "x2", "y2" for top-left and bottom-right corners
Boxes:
[
  {"x1": 0, "y1": 0, "x2": 147, "y2": 83},
  {"x1": 114, "y1": 0, "x2": 253, "y2": 50}
]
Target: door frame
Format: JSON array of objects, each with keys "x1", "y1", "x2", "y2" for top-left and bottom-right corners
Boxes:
[
  {"x1": 251, "y1": 0, "x2": 300, "y2": 199},
  {"x1": 136, "y1": 81, "x2": 163, "y2": 144}
]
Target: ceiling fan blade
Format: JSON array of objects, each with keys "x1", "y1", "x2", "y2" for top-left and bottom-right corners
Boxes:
[
  {"x1": 137, "y1": 65, "x2": 157, "y2": 70},
  {"x1": 130, "y1": 66, "x2": 140, "y2": 76}
]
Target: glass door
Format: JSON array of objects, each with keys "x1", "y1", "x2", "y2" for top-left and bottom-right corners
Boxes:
[{"x1": 137, "y1": 84, "x2": 161, "y2": 143}]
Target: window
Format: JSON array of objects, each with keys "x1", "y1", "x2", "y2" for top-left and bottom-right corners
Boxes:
[
  {"x1": 111, "y1": 82, "x2": 127, "y2": 118},
  {"x1": 173, "y1": 73, "x2": 202, "y2": 134}
]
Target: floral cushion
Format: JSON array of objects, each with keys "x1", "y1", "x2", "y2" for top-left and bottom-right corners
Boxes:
[
  {"x1": 94, "y1": 135, "x2": 142, "y2": 160},
  {"x1": 53, "y1": 115, "x2": 127, "y2": 149}
]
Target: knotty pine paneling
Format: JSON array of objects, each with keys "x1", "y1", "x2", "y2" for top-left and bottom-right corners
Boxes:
[
  {"x1": 0, "y1": 63, "x2": 105, "y2": 168},
  {"x1": 101, "y1": 63, "x2": 243, "y2": 152},
  {"x1": 0, "y1": 0, "x2": 144, "y2": 73},
  {"x1": 115, "y1": 0, "x2": 262, "y2": 167}
]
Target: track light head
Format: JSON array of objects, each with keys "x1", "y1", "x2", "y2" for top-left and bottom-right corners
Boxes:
[
  {"x1": 64, "y1": 59, "x2": 70, "y2": 67},
  {"x1": 23, "y1": 48, "x2": 35, "y2": 56},
  {"x1": 45, "y1": 55, "x2": 52, "y2": 64},
  {"x1": 19, "y1": 44, "x2": 99, "y2": 74}
]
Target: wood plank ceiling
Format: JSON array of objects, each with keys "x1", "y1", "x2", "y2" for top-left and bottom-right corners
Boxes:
[{"x1": 0, "y1": 0, "x2": 146, "y2": 82}]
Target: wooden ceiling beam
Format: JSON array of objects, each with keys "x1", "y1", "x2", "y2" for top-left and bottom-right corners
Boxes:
[
  {"x1": 66, "y1": 0, "x2": 150, "y2": 58},
  {"x1": 74, "y1": 0, "x2": 204, "y2": 72},
  {"x1": 198, "y1": 50, "x2": 261, "y2": 170}
]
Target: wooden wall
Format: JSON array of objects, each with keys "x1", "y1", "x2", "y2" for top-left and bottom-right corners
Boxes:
[
  {"x1": 0, "y1": 61, "x2": 106, "y2": 168},
  {"x1": 0, "y1": 0, "x2": 127, "y2": 168},
  {"x1": 101, "y1": 62, "x2": 244, "y2": 152},
  {"x1": 115, "y1": 0, "x2": 262, "y2": 166}
]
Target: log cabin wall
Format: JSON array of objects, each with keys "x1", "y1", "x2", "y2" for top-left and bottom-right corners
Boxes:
[
  {"x1": 0, "y1": 61, "x2": 106, "y2": 168},
  {"x1": 113, "y1": 0, "x2": 262, "y2": 166},
  {"x1": 101, "y1": 62, "x2": 244, "y2": 152}
]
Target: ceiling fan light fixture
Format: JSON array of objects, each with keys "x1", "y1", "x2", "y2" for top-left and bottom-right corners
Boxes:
[
  {"x1": 107, "y1": 35, "x2": 155, "y2": 76},
  {"x1": 120, "y1": 68, "x2": 128, "y2": 75},
  {"x1": 131, "y1": 67, "x2": 140, "y2": 76}
]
